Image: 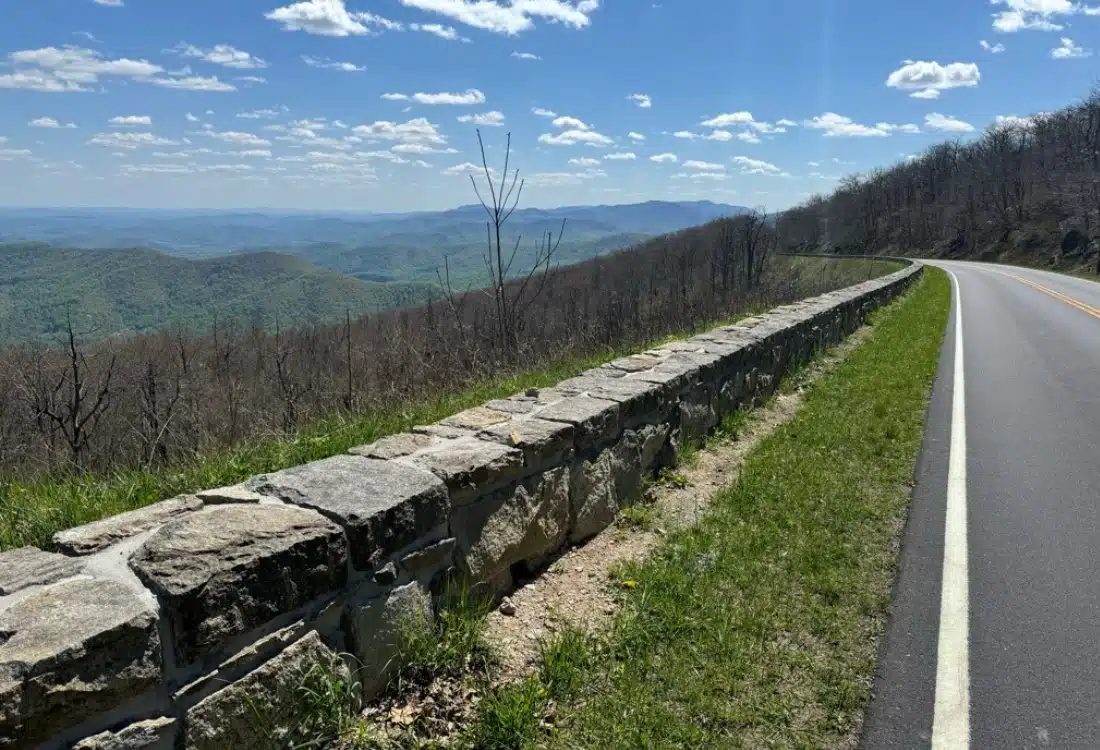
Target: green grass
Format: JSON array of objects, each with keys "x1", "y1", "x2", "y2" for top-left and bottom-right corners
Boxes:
[
  {"x1": 443, "y1": 267, "x2": 950, "y2": 749},
  {"x1": 0, "y1": 257, "x2": 897, "y2": 553}
]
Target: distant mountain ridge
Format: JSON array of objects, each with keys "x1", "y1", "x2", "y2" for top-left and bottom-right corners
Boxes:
[{"x1": 0, "y1": 200, "x2": 749, "y2": 345}]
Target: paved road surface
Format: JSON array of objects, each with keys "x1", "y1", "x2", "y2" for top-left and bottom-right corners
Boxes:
[{"x1": 860, "y1": 261, "x2": 1100, "y2": 750}]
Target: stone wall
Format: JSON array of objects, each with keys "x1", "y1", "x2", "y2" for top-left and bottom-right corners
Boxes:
[{"x1": 0, "y1": 264, "x2": 922, "y2": 750}]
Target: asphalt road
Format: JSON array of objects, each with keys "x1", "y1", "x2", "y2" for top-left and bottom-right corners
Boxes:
[{"x1": 860, "y1": 261, "x2": 1100, "y2": 750}]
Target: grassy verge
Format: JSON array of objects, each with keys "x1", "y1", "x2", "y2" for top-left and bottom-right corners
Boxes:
[
  {"x1": 0, "y1": 258, "x2": 893, "y2": 552},
  {"x1": 449, "y1": 267, "x2": 950, "y2": 749}
]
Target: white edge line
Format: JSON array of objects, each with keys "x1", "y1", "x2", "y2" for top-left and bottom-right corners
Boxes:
[{"x1": 931, "y1": 268, "x2": 970, "y2": 749}]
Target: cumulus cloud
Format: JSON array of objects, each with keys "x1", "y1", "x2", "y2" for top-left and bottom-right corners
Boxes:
[
  {"x1": 650, "y1": 153, "x2": 677, "y2": 163},
  {"x1": 981, "y1": 40, "x2": 1006, "y2": 53},
  {"x1": 384, "y1": 89, "x2": 486, "y2": 105},
  {"x1": 175, "y1": 43, "x2": 268, "y2": 69},
  {"x1": 443, "y1": 161, "x2": 499, "y2": 176},
  {"x1": 457, "y1": 110, "x2": 506, "y2": 126},
  {"x1": 683, "y1": 160, "x2": 724, "y2": 172},
  {"x1": 397, "y1": 0, "x2": 600, "y2": 35},
  {"x1": 993, "y1": 113, "x2": 1048, "y2": 129},
  {"x1": 0, "y1": 46, "x2": 162, "y2": 92},
  {"x1": 627, "y1": 131, "x2": 645, "y2": 141},
  {"x1": 990, "y1": 0, "x2": 1083, "y2": 32},
  {"x1": 886, "y1": 60, "x2": 980, "y2": 99},
  {"x1": 1052, "y1": 37, "x2": 1092, "y2": 58},
  {"x1": 569, "y1": 157, "x2": 601, "y2": 166},
  {"x1": 110, "y1": 115, "x2": 152, "y2": 126},
  {"x1": 537, "y1": 114, "x2": 612, "y2": 146},
  {"x1": 628, "y1": 93, "x2": 652, "y2": 108},
  {"x1": 146, "y1": 75, "x2": 236, "y2": 91},
  {"x1": 185, "y1": 112, "x2": 201, "y2": 122},
  {"x1": 302, "y1": 54, "x2": 365, "y2": 71},
  {"x1": 29, "y1": 117, "x2": 77, "y2": 128},
  {"x1": 732, "y1": 156, "x2": 787, "y2": 175},
  {"x1": 604, "y1": 152, "x2": 636, "y2": 160},
  {"x1": 92, "y1": 0, "x2": 123, "y2": 6},
  {"x1": 352, "y1": 118, "x2": 448, "y2": 147},
  {"x1": 531, "y1": 107, "x2": 557, "y2": 117},
  {"x1": 700, "y1": 112, "x2": 754, "y2": 128},
  {"x1": 803, "y1": 112, "x2": 919, "y2": 137},
  {"x1": 924, "y1": 112, "x2": 976, "y2": 132},
  {"x1": 88, "y1": 132, "x2": 180, "y2": 149},
  {"x1": 266, "y1": 0, "x2": 374, "y2": 35},
  {"x1": 199, "y1": 129, "x2": 272, "y2": 146},
  {"x1": 410, "y1": 23, "x2": 469, "y2": 41},
  {"x1": 512, "y1": 51, "x2": 541, "y2": 60},
  {"x1": 237, "y1": 107, "x2": 289, "y2": 119}
]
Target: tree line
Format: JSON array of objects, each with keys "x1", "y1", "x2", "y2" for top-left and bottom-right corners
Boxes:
[
  {"x1": 0, "y1": 134, "x2": 816, "y2": 479},
  {"x1": 778, "y1": 87, "x2": 1100, "y2": 273}
]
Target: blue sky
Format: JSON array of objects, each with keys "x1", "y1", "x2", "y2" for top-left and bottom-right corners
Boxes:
[{"x1": 1, "y1": 0, "x2": 1098, "y2": 212}]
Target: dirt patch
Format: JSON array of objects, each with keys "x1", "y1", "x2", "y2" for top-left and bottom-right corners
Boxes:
[{"x1": 485, "y1": 324, "x2": 877, "y2": 680}]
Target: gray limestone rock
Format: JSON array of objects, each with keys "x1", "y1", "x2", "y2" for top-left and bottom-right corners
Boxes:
[
  {"x1": 52, "y1": 496, "x2": 203, "y2": 556},
  {"x1": 346, "y1": 581, "x2": 432, "y2": 697},
  {"x1": 348, "y1": 432, "x2": 435, "y2": 460},
  {"x1": 72, "y1": 718, "x2": 177, "y2": 750},
  {"x1": 0, "y1": 579, "x2": 162, "y2": 749},
  {"x1": 477, "y1": 417, "x2": 574, "y2": 470},
  {"x1": 0, "y1": 547, "x2": 82, "y2": 596},
  {"x1": 452, "y1": 466, "x2": 570, "y2": 586},
  {"x1": 438, "y1": 406, "x2": 511, "y2": 431},
  {"x1": 400, "y1": 538, "x2": 456, "y2": 577},
  {"x1": 250, "y1": 455, "x2": 447, "y2": 570},
  {"x1": 569, "y1": 451, "x2": 618, "y2": 544},
  {"x1": 183, "y1": 631, "x2": 347, "y2": 750},
  {"x1": 130, "y1": 505, "x2": 347, "y2": 665},
  {"x1": 535, "y1": 396, "x2": 620, "y2": 451},
  {"x1": 194, "y1": 485, "x2": 263, "y2": 505},
  {"x1": 402, "y1": 439, "x2": 524, "y2": 505}
]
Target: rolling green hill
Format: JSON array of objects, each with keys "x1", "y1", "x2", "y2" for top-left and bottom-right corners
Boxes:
[{"x1": 0, "y1": 242, "x2": 433, "y2": 345}]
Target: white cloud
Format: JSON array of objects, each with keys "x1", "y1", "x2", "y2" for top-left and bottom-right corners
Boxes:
[
  {"x1": 777, "y1": 118, "x2": 797, "y2": 127},
  {"x1": 385, "y1": 89, "x2": 486, "y2": 105},
  {"x1": 237, "y1": 75, "x2": 267, "y2": 84},
  {"x1": 457, "y1": 110, "x2": 506, "y2": 126},
  {"x1": 700, "y1": 111, "x2": 754, "y2": 128},
  {"x1": 266, "y1": 0, "x2": 371, "y2": 35},
  {"x1": 807, "y1": 161, "x2": 821, "y2": 167},
  {"x1": 672, "y1": 130, "x2": 698, "y2": 139},
  {"x1": 732, "y1": 156, "x2": 785, "y2": 175},
  {"x1": 237, "y1": 107, "x2": 288, "y2": 119},
  {"x1": 981, "y1": 40, "x2": 1006, "y2": 53},
  {"x1": 397, "y1": 0, "x2": 600, "y2": 35},
  {"x1": 627, "y1": 131, "x2": 645, "y2": 141},
  {"x1": 200, "y1": 129, "x2": 272, "y2": 146},
  {"x1": 352, "y1": 118, "x2": 448, "y2": 147},
  {"x1": 88, "y1": 132, "x2": 180, "y2": 149},
  {"x1": 109, "y1": 115, "x2": 152, "y2": 126},
  {"x1": 569, "y1": 156, "x2": 601, "y2": 166},
  {"x1": 236, "y1": 149, "x2": 273, "y2": 157},
  {"x1": 993, "y1": 113, "x2": 1050, "y2": 130},
  {"x1": 512, "y1": 51, "x2": 541, "y2": 60},
  {"x1": 803, "y1": 112, "x2": 919, "y2": 137},
  {"x1": 29, "y1": 117, "x2": 77, "y2": 129},
  {"x1": 650, "y1": 153, "x2": 677, "y2": 163},
  {"x1": 302, "y1": 54, "x2": 366, "y2": 71},
  {"x1": 924, "y1": 112, "x2": 975, "y2": 132},
  {"x1": 0, "y1": 46, "x2": 163, "y2": 92},
  {"x1": 990, "y1": 0, "x2": 1081, "y2": 32},
  {"x1": 683, "y1": 160, "x2": 724, "y2": 172},
  {"x1": 185, "y1": 112, "x2": 201, "y2": 122},
  {"x1": 527, "y1": 169, "x2": 605, "y2": 186},
  {"x1": 92, "y1": 0, "x2": 123, "y2": 6},
  {"x1": 410, "y1": 23, "x2": 469, "y2": 41},
  {"x1": 604, "y1": 152, "x2": 636, "y2": 160},
  {"x1": 628, "y1": 93, "x2": 652, "y2": 109},
  {"x1": 175, "y1": 43, "x2": 268, "y2": 69},
  {"x1": 146, "y1": 75, "x2": 236, "y2": 92},
  {"x1": 538, "y1": 129, "x2": 612, "y2": 146},
  {"x1": 886, "y1": 60, "x2": 980, "y2": 99},
  {"x1": 552, "y1": 115, "x2": 590, "y2": 130},
  {"x1": 531, "y1": 107, "x2": 557, "y2": 117},
  {"x1": 671, "y1": 172, "x2": 728, "y2": 182},
  {"x1": 736, "y1": 131, "x2": 761, "y2": 144},
  {"x1": 443, "y1": 161, "x2": 498, "y2": 176},
  {"x1": 391, "y1": 142, "x2": 457, "y2": 154},
  {"x1": 1052, "y1": 37, "x2": 1092, "y2": 58}
]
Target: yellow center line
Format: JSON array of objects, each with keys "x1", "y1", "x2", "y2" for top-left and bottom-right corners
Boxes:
[{"x1": 989, "y1": 269, "x2": 1100, "y2": 320}]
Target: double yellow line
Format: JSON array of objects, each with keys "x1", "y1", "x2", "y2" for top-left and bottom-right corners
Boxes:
[{"x1": 993, "y1": 270, "x2": 1100, "y2": 320}]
